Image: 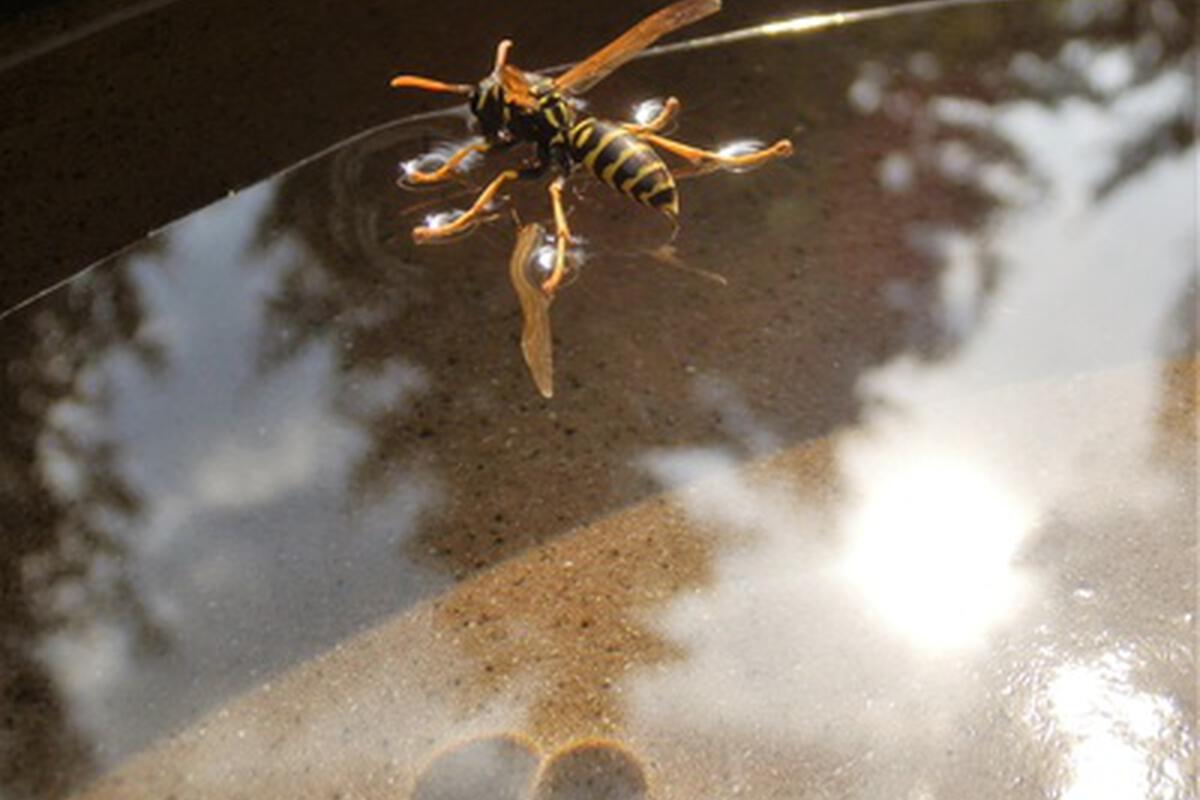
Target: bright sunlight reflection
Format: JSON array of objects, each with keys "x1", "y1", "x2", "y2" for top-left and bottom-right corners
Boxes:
[
  {"x1": 1049, "y1": 656, "x2": 1191, "y2": 800},
  {"x1": 838, "y1": 446, "x2": 1034, "y2": 651}
]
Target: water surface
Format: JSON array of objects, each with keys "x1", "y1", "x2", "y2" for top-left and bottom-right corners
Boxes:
[{"x1": 0, "y1": 0, "x2": 1194, "y2": 797}]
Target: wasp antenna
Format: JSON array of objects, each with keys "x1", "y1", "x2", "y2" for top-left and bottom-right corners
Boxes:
[
  {"x1": 389, "y1": 75, "x2": 473, "y2": 95},
  {"x1": 493, "y1": 39, "x2": 514, "y2": 75}
]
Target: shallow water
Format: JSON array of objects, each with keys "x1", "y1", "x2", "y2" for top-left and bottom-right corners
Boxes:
[{"x1": 0, "y1": 0, "x2": 1195, "y2": 797}]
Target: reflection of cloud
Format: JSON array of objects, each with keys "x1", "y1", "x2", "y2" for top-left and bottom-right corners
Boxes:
[
  {"x1": 33, "y1": 182, "x2": 445, "y2": 766},
  {"x1": 73, "y1": 601, "x2": 542, "y2": 798},
  {"x1": 917, "y1": 60, "x2": 1194, "y2": 381},
  {"x1": 633, "y1": 448, "x2": 986, "y2": 753},
  {"x1": 191, "y1": 387, "x2": 341, "y2": 511},
  {"x1": 35, "y1": 621, "x2": 133, "y2": 719},
  {"x1": 186, "y1": 352, "x2": 430, "y2": 514},
  {"x1": 878, "y1": 151, "x2": 916, "y2": 192},
  {"x1": 848, "y1": 61, "x2": 889, "y2": 114},
  {"x1": 627, "y1": 31, "x2": 1193, "y2": 798},
  {"x1": 691, "y1": 376, "x2": 779, "y2": 455},
  {"x1": 632, "y1": 354, "x2": 1189, "y2": 794}
]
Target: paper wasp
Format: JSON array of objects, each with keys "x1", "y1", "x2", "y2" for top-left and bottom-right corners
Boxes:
[{"x1": 391, "y1": 0, "x2": 793, "y2": 397}]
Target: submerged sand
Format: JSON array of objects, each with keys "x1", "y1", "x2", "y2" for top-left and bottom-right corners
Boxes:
[{"x1": 74, "y1": 359, "x2": 1195, "y2": 800}]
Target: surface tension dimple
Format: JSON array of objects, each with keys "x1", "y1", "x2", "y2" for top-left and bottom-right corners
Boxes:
[
  {"x1": 417, "y1": 210, "x2": 483, "y2": 244},
  {"x1": 714, "y1": 140, "x2": 770, "y2": 173},
  {"x1": 398, "y1": 138, "x2": 487, "y2": 190},
  {"x1": 631, "y1": 98, "x2": 668, "y2": 128}
]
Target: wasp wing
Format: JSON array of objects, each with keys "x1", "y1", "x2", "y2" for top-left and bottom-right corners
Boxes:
[
  {"x1": 509, "y1": 223, "x2": 555, "y2": 398},
  {"x1": 554, "y1": 0, "x2": 721, "y2": 95}
]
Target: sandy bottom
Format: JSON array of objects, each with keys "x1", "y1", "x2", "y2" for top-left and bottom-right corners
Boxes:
[{"x1": 74, "y1": 359, "x2": 1195, "y2": 800}]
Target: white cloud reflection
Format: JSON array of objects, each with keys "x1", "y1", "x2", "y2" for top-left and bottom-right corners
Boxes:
[
  {"x1": 32, "y1": 182, "x2": 445, "y2": 766},
  {"x1": 627, "y1": 37, "x2": 1193, "y2": 799},
  {"x1": 636, "y1": 447, "x2": 981, "y2": 747}
]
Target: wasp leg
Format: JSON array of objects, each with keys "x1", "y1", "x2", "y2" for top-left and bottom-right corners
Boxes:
[
  {"x1": 622, "y1": 96, "x2": 680, "y2": 135},
  {"x1": 413, "y1": 169, "x2": 520, "y2": 242},
  {"x1": 638, "y1": 132, "x2": 793, "y2": 173},
  {"x1": 540, "y1": 176, "x2": 572, "y2": 296},
  {"x1": 402, "y1": 141, "x2": 491, "y2": 185}
]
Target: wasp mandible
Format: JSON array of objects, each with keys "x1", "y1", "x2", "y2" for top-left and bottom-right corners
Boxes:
[{"x1": 391, "y1": 0, "x2": 793, "y2": 396}]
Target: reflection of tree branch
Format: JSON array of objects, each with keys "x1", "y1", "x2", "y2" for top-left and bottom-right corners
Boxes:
[
  {"x1": 0, "y1": 256, "x2": 165, "y2": 795},
  {"x1": 247, "y1": 0, "x2": 1195, "y2": 589},
  {"x1": 1095, "y1": 108, "x2": 1192, "y2": 200},
  {"x1": 252, "y1": 123, "x2": 445, "y2": 374},
  {"x1": 1038, "y1": 1, "x2": 1195, "y2": 200},
  {"x1": 256, "y1": 91, "x2": 992, "y2": 581}
]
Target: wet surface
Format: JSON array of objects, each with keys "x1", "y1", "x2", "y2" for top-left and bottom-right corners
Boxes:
[{"x1": 0, "y1": 0, "x2": 1195, "y2": 797}]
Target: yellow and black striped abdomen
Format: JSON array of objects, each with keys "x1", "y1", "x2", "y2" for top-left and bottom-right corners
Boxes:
[{"x1": 568, "y1": 119, "x2": 678, "y2": 218}]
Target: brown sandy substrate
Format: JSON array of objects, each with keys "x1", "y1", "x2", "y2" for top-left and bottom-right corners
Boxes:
[{"x1": 73, "y1": 357, "x2": 1195, "y2": 799}]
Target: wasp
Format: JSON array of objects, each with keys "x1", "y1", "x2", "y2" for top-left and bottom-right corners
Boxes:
[{"x1": 391, "y1": 0, "x2": 793, "y2": 396}]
